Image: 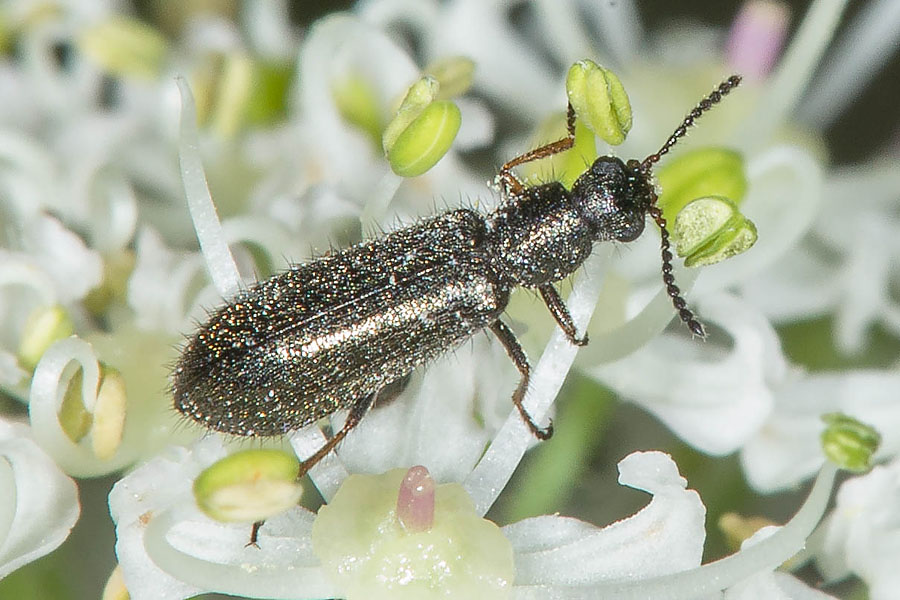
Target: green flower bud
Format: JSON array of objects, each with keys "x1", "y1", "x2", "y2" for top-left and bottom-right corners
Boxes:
[
  {"x1": 193, "y1": 449, "x2": 302, "y2": 523},
  {"x1": 333, "y1": 73, "x2": 384, "y2": 145},
  {"x1": 18, "y1": 305, "x2": 74, "y2": 371},
  {"x1": 312, "y1": 467, "x2": 514, "y2": 600},
  {"x1": 193, "y1": 55, "x2": 292, "y2": 136},
  {"x1": 383, "y1": 77, "x2": 461, "y2": 177},
  {"x1": 77, "y1": 16, "x2": 168, "y2": 79},
  {"x1": 565, "y1": 60, "x2": 632, "y2": 146},
  {"x1": 91, "y1": 365, "x2": 127, "y2": 460},
  {"x1": 718, "y1": 512, "x2": 777, "y2": 552},
  {"x1": 424, "y1": 56, "x2": 476, "y2": 100},
  {"x1": 656, "y1": 148, "x2": 747, "y2": 222},
  {"x1": 672, "y1": 196, "x2": 758, "y2": 267},
  {"x1": 821, "y1": 413, "x2": 881, "y2": 472}
]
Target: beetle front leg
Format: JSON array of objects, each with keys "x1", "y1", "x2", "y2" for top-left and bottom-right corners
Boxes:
[{"x1": 498, "y1": 103, "x2": 577, "y2": 196}]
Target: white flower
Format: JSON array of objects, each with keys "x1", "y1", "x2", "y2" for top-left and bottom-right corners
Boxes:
[
  {"x1": 0, "y1": 418, "x2": 80, "y2": 579},
  {"x1": 110, "y1": 439, "x2": 838, "y2": 600}
]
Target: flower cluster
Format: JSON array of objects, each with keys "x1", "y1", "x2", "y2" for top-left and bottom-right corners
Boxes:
[{"x1": 0, "y1": 1, "x2": 898, "y2": 599}]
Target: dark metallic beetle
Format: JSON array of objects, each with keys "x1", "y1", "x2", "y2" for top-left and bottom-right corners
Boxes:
[{"x1": 173, "y1": 75, "x2": 742, "y2": 473}]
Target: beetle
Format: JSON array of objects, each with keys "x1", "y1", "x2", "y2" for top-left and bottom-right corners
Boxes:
[{"x1": 173, "y1": 75, "x2": 742, "y2": 475}]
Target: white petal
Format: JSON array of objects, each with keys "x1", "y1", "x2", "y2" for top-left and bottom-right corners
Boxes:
[
  {"x1": 506, "y1": 451, "x2": 705, "y2": 585},
  {"x1": 20, "y1": 213, "x2": 103, "y2": 303},
  {"x1": 110, "y1": 437, "x2": 339, "y2": 600},
  {"x1": 815, "y1": 458, "x2": 900, "y2": 600},
  {"x1": 0, "y1": 419, "x2": 80, "y2": 579},
  {"x1": 591, "y1": 294, "x2": 783, "y2": 455},
  {"x1": 725, "y1": 571, "x2": 838, "y2": 600}
]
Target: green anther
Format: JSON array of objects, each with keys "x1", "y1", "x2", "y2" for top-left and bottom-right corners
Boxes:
[
  {"x1": 18, "y1": 305, "x2": 74, "y2": 371},
  {"x1": 244, "y1": 59, "x2": 293, "y2": 127},
  {"x1": 333, "y1": 73, "x2": 384, "y2": 144},
  {"x1": 424, "y1": 56, "x2": 476, "y2": 100},
  {"x1": 656, "y1": 148, "x2": 747, "y2": 223},
  {"x1": 565, "y1": 60, "x2": 632, "y2": 146},
  {"x1": 60, "y1": 368, "x2": 92, "y2": 443},
  {"x1": 312, "y1": 468, "x2": 514, "y2": 600},
  {"x1": 821, "y1": 413, "x2": 881, "y2": 473},
  {"x1": 77, "y1": 16, "x2": 168, "y2": 79},
  {"x1": 383, "y1": 77, "x2": 461, "y2": 177},
  {"x1": 672, "y1": 196, "x2": 758, "y2": 267},
  {"x1": 193, "y1": 449, "x2": 302, "y2": 523}
]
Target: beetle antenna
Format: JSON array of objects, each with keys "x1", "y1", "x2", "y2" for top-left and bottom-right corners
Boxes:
[
  {"x1": 648, "y1": 203, "x2": 705, "y2": 337},
  {"x1": 641, "y1": 74, "x2": 742, "y2": 172}
]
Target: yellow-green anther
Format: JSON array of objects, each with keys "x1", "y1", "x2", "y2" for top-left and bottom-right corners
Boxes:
[
  {"x1": 565, "y1": 60, "x2": 632, "y2": 146},
  {"x1": 383, "y1": 77, "x2": 461, "y2": 177},
  {"x1": 91, "y1": 365, "x2": 127, "y2": 460},
  {"x1": 424, "y1": 56, "x2": 476, "y2": 100},
  {"x1": 821, "y1": 413, "x2": 881, "y2": 472},
  {"x1": 673, "y1": 196, "x2": 758, "y2": 267},
  {"x1": 77, "y1": 17, "x2": 168, "y2": 79},
  {"x1": 656, "y1": 148, "x2": 747, "y2": 222},
  {"x1": 18, "y1": 305, "x2": 74, "y2": 371},
  {"x1": 193, "y1": 449, "x2": 302, "y2": 523},
  {"x1": 312, "y1": 468, "x2": 514, "y2": 600},
  {"x1": 333, "y1": 73, "x2": 384, "y2": 145},
  {"x1": 60, "y1": 368, "x2": 92, "y2": 443}
]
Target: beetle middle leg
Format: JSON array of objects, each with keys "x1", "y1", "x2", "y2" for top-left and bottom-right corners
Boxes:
[
  {"x1": 489, "y1": 320, "x2": 553, "y2": 440},
  {"x1": 538, "y1": 283, "x2": 588, "y2": 346}
]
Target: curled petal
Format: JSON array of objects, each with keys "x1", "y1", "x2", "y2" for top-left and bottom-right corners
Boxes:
[
  {"x1": 0, "y1": 420, "x2": 80, "y2": 579},
  {"x1": 506, "y1": 451, "x2": 705, "y2": 587}
]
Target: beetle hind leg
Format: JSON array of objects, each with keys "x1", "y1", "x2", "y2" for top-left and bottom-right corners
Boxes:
[{"x1": 248, "y1": 378, "x2": 409, "y2": 547}]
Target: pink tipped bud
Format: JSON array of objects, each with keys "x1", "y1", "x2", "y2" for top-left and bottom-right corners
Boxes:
[
  {"x1": 726, "y1": 0, "x2": 791, "y2": 80},
  {"x1": 396, "y1": 465, "x2": 435, "y2": 532}
]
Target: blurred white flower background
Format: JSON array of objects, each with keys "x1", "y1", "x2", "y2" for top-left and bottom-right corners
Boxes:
[{"x1": 0, "y1": 0, "x2": 899, "y2": 599}]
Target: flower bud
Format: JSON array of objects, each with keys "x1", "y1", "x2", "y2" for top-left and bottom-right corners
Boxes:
[
  {"x1": 90, "y1": 366, "x2": 127, "y2": 460},
  {"x1": 424, "y1": 56, "x2": 476, "y2": 100},
  {"x1": 193, "y1": 449, "x2": 302, "y2": 523},
  {"x1": 565, "y1": 60, "x2": 632, "y2": 145},
  {"x1": 821, "y1": 413, "x2": 880, "y2": 472},
  {"x1": 333, "y1": 73, "x2": 383, "y2": 144},
  {"x1": 18, "y1": 305, "x2": 74, "y2": 371},
  {"x1": 312, "y1": 467, "x2": 514, "y2": 600}
]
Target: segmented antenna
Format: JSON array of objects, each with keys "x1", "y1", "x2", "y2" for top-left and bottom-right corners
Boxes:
[
  {"x1": 642, "y1": 75, "x2": 742, "y2": 171},
  {"x1": 643, "y1": 74, "x2": 743, "y2": 338}
]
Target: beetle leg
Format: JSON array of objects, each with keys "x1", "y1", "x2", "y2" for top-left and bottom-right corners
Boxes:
[
  {"x1": 489, "y1": 320, "x2": 553, "y2": 440},
  {"x1": 498, "y1": 103, "x2": 577, "y2": 195},
  {"x1": 538, "y1": 283, "x2": 588, "y2": 346},
  {"x1": 248, "y1": 389, "x2": 383, "y2": 547}
]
